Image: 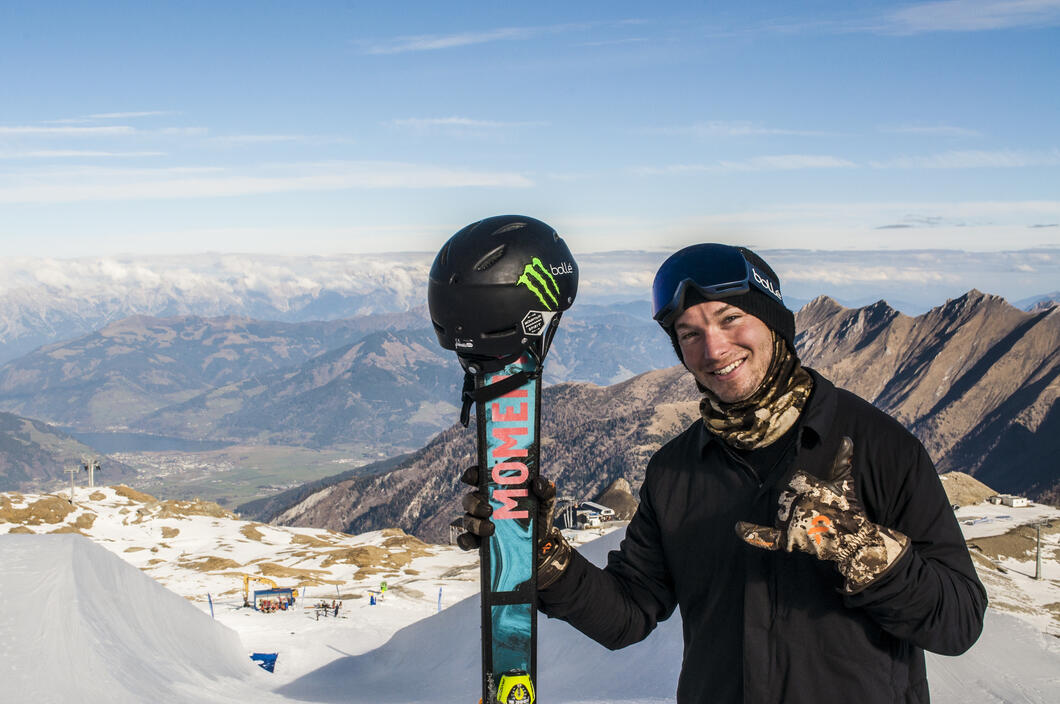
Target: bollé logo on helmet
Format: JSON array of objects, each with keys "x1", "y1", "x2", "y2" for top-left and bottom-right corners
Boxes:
[
  {"x1": 752, "y1": 268, "x2": 783, "y2": 302},
  {"x1": 516, "y1": 258, "x2": 562, "y2": 311}
]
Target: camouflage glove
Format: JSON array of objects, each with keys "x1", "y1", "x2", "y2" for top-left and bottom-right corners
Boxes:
[
  {"x1": 458, "y1": 466, "x2": 572, "y2": 590},
  {"x1": 735, "y1": 436, "x2": 910, "y2": 593}
]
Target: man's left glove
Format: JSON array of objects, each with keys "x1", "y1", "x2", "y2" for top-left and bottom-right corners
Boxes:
[
  {"x1": 735, "y1": 436, "x2": 910, "y2": 592},
  {"x1": 458, "y1": 466, "x2": 573, "y2": 590}
]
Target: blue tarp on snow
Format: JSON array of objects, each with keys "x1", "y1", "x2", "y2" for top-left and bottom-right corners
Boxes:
[{"x1": 250, "y1": 652, "x2": 278, "y2": 673}]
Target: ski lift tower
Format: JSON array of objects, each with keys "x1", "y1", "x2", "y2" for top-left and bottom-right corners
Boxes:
[
  {"x1": 81, "y1": 455, "x2": 102, "y2": 488},
  {"x1": 1035, "y1": 520, "x2": 1049, "y2": 581},
  {"x1": 63, "y1": 465, "x2": 79, "y2": 505}
]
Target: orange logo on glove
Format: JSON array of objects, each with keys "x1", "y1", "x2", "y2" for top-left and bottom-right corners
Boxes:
[{"x1": 808, "y1": 515, "x2": 833, "y2": 544}]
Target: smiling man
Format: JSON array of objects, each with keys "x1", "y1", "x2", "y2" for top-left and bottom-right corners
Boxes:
[{"x1": 461, "y1": 243, "x2": 988, "y2": 703}]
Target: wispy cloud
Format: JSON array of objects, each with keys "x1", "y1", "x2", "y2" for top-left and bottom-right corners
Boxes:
[
  {"x1": 361, "y1": 24, "x2": 561, "y2": 54},
  {"x1": 0, "y1": 150, "x2": 164, "y2": 159},
  {"x1": 577, "y1": 37, "x2": 651, "y2": 47},
  {"x1": 648, "y1": 121, "x2": 834, "y2": 138},
  {"x1": 0, "y1": 125, "x2": 135, "y2": 136},
  {"x1": 633, "y1": 155, "x2": 856, "y2": 175},
  {"x1": 870, "y1": 148, "x2": 1060, "y2": 168},
  {"x1": 86, "y1": 111, "x2": 173, "y2": 120},
  {"x1": 210, "y1": 134, "x2": 305, "y2": 144},
  {"x1": 880, "y1": 0, "x2": 1060, "y2": 34},
  {"x1": 746, "y1": 1, "x2": 1060, "y2": 36},
  {"x1": 207, "y1": 134, "x2": 356, "y2": 146},
  {"x1": 0, "y1": 161, "x2": 533, "y2": 204},
  {"x1": 358, "y1": 20, "x2": 638, "y2": 54},
  {"x1": 388, "y1": 117, "x2": 548, "y2": 131},
  {"x1": 45, "y1": 111, "x2": 173, "y2": 124},
  {"x1": 879, "y1": 124, "x2": 983, "y2": 138},
  {"x1": 156, "y1": 127, "x2": 209, "y2": 137}
]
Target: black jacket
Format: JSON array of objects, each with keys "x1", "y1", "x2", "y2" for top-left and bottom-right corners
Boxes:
[{"x1": 539, "y1": 370, "x2": 987, "y2": 704}]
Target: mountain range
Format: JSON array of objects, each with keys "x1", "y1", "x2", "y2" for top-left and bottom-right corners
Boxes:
[
  {"x1": 0, "y1": 287, "x2": 1055, "y2": 511},
  {"x1": 246, "y1": 290, "x2": 1059, "y2": 541},
  {"x1": 0, "y1": 304, "x2": 671, "y2": 458}
]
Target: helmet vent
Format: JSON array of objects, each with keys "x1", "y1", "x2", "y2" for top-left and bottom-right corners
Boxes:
[
  {"x1": 437, "y1": 241, "x2": 451, "y2": 268},
  {"x1": 473, "y1": 245, "x2": 506, "y2": 271},
  {"x1": 492, "y1": 222, "x2": 526, "y2": 236},
  {"x1": 482, "y1": 326, "x2": 518, "y2": 338}
]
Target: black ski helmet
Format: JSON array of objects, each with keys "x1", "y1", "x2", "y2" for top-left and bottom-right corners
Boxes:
[{"x1": 428, "y1": 215, "x2": 578, "y2": 370}]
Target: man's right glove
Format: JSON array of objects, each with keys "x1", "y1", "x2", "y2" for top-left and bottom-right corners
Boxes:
[{"x1": 458, "y1": 466, "x2": 573, "y2": 590}]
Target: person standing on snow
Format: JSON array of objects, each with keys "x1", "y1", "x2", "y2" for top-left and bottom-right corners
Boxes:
[{"x1": 460, "y1": 243, "x2": 987, "y2": 703}]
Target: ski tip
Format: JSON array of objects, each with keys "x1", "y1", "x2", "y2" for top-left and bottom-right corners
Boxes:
[{"x1": 497, "y1": 670, "x2": 535, "y2": 704}]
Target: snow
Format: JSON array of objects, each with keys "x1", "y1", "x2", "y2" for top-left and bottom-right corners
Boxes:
[
  {"x1": 0, "y1": 534, "x2": 281, "y2": 704},
  {"x1": 954, "y1": 500, "x2": 1059, "y2": 540},
  {"x1": 1, "y1": 488, "x2": 1059, "y2": 703}
]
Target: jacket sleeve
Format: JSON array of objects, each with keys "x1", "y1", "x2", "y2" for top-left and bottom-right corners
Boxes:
[
  {"x1": 537, "y1": 468, "x2": 678, "y2": 650},
  {"x1": 845, "y1": 439, "x2": 988, "y2": 656}
]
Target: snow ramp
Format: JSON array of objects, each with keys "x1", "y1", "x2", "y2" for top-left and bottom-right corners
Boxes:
[
  {"x1": 0, "y1": 534, "x2": 278, "y2": 704},
  {"x1": 277, "y1": 531, "x2": 683, "y2": 703},
  {"x1": 279, "y1": 529, "x2": 1060, "y2": 704}
]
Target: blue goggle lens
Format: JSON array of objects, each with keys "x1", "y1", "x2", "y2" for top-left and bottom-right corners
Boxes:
[{"x1": 652, "y1": 244, "x2": 781, "y2": 327}]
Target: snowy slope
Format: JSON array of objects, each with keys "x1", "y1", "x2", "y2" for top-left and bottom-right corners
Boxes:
[
  {"x1": 0, "y1": 534, "x2": 285, "y2": 704},
  {"x1": 1, "y1": 487, "x2": 1058, "y2": 703}
]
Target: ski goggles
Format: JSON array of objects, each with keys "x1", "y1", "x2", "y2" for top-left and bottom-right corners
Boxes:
[{"x1": 651, "y1": 243, "x2": 783, "y2": 327}]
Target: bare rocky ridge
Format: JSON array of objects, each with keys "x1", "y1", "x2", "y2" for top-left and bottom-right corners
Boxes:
[
  {"x1": 939, "y1": 472, "x2": 998, "y2": 507},
  {"x1": 260, "y1": 290, "x2": 1058, "y2": 541},
  {"x1": 594, "y1": 478, "x2": 639, "y2": 519},
  {"x1": 796, "y1": 291, "x2": 1059, "y2": 500},
  {"x1": 265, "y1": 368, "x2": 700, "y2": 541}
]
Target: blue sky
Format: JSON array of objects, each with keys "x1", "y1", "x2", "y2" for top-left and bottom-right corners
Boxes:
[{"x1": 1, "y1": 1, "x2": 1058, "y2": 257}]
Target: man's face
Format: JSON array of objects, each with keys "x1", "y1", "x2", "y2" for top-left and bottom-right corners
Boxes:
[{"x1": 674, "y1": 300, "x2": 775, "y2": 403}]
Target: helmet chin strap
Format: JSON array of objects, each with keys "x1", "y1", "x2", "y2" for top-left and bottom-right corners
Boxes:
[
  {"x1": 458, "y1": 360, "x2": 540, "y2": 428},
  {"x1": 455, "y1": 312, "x2": 562, "y2": 427}
]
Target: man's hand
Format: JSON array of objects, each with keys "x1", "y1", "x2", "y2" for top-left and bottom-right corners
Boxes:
[
  {"x1": 458, "y1": 466, "x2": 573, "y2": 589},
  {"x1": 735, "y1": 436, "x2": 909, "y2": 592}
]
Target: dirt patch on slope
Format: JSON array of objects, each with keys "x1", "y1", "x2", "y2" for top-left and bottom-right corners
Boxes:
[
  {"x1": 73, "y1": 513, "x2": 96, "y2": 530},
  {"x1": 161, "y1": 526, "x2": 180, "y2": 539},
  {"x1": 968, "y1": 520, "x2": 1059, "y2": 561},
  {"x1": 0, "y1": 495, "x2": 76, "y2": 525},
  {"x1": 154, "y1": 499, "x2": 236, "y2": 520},
  {"x1": 89, "y1": 491, "x2": 106, "y2": 501},
  {"x1": 240, "y1": 524, "x2": 266, "y2": 541},
  {"x1": 290, "y1": 533, "x2": 339, "y2": 548},
  {"x1": 179, "y1": 555, "x2": 244, "y2": 572},
  {"x1": 255, "y1": 562, "x2": 337, "y2": 585},
  {"x1": 321, "y1": 545, "x2": 388, "y2": 568},
  {"x1": 940, "y1": 472, "x2": 997, "y2": 507},
  {"x1": 382, "y1": 533, "x2": 433, "y2": 557},
  {"x1": 48, "y1": 525, "x2": 86, "y2": 535},
  {"x1": 114, "y1": 485, "x2": 157, "y2": 503}
]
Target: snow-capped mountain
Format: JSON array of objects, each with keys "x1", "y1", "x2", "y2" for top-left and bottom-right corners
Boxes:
[{"x1": 0, "y1": 253, "x2": 436, "y2": 364}]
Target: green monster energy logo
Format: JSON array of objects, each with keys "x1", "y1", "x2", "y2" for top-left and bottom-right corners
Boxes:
[{"x1": 516, "y1": 257, "x2": 560, "y2": 310}]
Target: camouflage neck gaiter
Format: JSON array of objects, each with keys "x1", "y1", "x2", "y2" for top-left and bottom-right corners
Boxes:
[{"x1": 699, "y1": 332, "x2": 814, "y2": 450}]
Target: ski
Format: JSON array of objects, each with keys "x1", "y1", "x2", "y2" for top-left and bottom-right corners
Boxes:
[
  {"x1": 427, "y1": 215, "x2": 578, "y2": 704},
  {"x1": 474, "y1": 353, "x2": 541, "y2": 704}
]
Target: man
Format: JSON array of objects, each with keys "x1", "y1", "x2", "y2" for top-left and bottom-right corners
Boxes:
[{"x1": 461, "y1": 243, "x2": 987, "y2": 703}]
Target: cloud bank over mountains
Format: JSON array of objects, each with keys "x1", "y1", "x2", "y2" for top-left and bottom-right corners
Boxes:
[{"x1": 0, "y1": 247, "x2": 1055, "y2": 363}]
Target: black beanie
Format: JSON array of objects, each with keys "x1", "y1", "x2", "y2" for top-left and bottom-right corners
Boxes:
[{"x1": 664, "y1": 246, "x2": 795, "y2": 361}]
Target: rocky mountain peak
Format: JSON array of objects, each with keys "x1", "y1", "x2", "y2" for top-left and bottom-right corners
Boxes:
[
  {"x1": 594, "y1": 478, "x2": 638, "y2": 520},
  {"x1": 795, "y1": 295, "x2": 846, "y2": 326}
]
